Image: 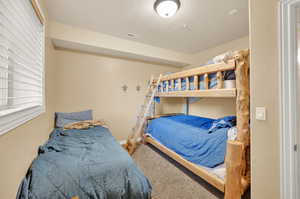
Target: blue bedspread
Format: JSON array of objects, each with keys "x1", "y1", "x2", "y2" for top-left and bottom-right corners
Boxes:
[
  {"x1": 17, "y1": 127, "x2": 151, "y2": 199},
  {"x1": 146, "y1": 115, "x2": 233, "y2": 168}
]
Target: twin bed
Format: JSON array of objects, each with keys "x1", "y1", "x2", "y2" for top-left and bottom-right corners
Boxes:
[{"x1": 17, "y1": 125, "x2": 151, "y2": 199}]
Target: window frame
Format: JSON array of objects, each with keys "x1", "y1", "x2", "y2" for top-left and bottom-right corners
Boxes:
[
  {"x1": 0, "y1": 0, "x2": 46, "y2": 135},
  {"x1": 0, "y1": 66, "x2": 9, "y2": 110}
]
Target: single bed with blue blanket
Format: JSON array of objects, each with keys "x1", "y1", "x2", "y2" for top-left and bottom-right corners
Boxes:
[
  {"x1": 17, "y1": 126, "x2": 151, "y2": 199},
  {"x1": 145, "y1": 115, "x2": 236, "y2": 168}
]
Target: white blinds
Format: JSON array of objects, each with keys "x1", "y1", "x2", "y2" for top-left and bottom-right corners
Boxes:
[
  {"x1": 0, "y1": 0, "x2": 44, "y2": 135},
  {"x1": 0, "y1": 0, "x2": 44, "y2": 112}
]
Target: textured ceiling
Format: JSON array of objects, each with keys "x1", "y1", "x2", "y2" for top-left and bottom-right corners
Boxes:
[{"x1": 46, "y1": 0, "x2": 249, "y2": 54}]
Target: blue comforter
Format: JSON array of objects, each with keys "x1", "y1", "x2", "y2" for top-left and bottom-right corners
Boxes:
[
  {"x1": 17, "y1": 126, "x2": 151, "y2": 199},
  {"x1": 146, "y1": 115, "x2": 234, "y2": 168}
]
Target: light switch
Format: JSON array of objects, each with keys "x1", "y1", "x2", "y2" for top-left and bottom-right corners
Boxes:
[{"x1": 256, "y1": 107, "x2": 266, "y2": 121}]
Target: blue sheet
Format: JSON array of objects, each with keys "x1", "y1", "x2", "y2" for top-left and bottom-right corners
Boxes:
[
  {"x1": 146, "y1": 115, "x2": 235, "y2": 168},
  {"x1": 164, "y1": 115, "x2": 214, "y2": 130}
]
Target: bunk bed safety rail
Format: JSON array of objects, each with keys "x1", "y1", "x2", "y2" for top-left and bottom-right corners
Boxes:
[{"x1": 156, "y1": 59, "x2": 237, "y2": 98}]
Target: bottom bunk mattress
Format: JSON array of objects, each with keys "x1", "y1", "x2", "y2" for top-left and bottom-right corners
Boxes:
[
  {"x1": 17, "y1": 126, "x2": 151, "y2": 199},
  {"x1": 146, "y1": 134, "x2": 226, "y2": 180},
  {"x1": 146, "y1": 115, "x2": 236, "y2": 168}
]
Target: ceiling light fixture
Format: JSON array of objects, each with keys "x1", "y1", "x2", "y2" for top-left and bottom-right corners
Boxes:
[
  {"x1": 127, "y1": 33, "x2": 137, "y2": 38},
  {"x1": 154, "y1": 0, "x2": 181, "y2": 18},
  {"x1": 228, "y1": 9, "x2": 238, "y2": 16}
]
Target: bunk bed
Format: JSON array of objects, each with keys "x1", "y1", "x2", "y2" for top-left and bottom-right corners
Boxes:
[{"x1": 144, "y1": 49, "x2": 250, "y2": 199}]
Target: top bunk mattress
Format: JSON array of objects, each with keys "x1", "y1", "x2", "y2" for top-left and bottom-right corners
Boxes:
[{"x1": 146, "y1": 115, "x2": 236, "y2": 168}]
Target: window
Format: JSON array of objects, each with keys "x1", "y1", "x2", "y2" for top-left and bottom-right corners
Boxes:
[{"x1": 0, "y1": 0, "x2": 45, "y2": 135}]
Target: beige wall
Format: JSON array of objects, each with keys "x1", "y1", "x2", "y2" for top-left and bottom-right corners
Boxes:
[
  {"x1": 0, "y1": 1, "x2": 57, "y2": 198},
  {"x1": 188, "y1": 36, "x2": 249, "y2": 67},
  {"x1": 0, "y1": 35, "x2": 56, "y2": 199},
  {"x1": 54, "y1": 49, "x2": 181, "y2": 141},
  {"x1": 156, "y1": 98, "x2": 186, "y2": 115},
  {"x1": 250, "y1": 0, "x2": 280, "y2": 198},
  {"x1": 188, "y1": 98, "x2": 236, "y2": 119}
]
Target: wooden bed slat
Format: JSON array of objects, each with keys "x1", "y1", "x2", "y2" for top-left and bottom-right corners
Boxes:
[
  {"x1": 217, "y1": 71, "x2": 223, "y2": 89},
  {"x1": 178, "y1": 78, "x2": 182, "y2": 90},
  {"x1": 204, "y1": 73, "x2": 209, "y2": 90},
  {"x1": 171, "y1": 80, "x2": 175, "y2": 90},
  {"x1": 146, "y1": 113, "x2": 183, "y2": 120},
  {"x1": 156, "y1": 89, "x2": 236, "y2": 98},
  {"x1": 186, "y1": 77, "x2": 190, "y2": 90},
  {"x1": 194, "y1": 75, "x2": 199, "y2": 90},
  {"x1": 145, "y1": 136, "x2": 225, "y2": 192}
]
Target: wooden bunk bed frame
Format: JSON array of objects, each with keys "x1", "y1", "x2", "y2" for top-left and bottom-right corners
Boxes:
[{"x1": 144, "y1": 49, "x2": 250, "y2": 199}]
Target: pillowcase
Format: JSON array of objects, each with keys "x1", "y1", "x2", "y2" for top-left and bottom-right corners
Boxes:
[
  {"x1": 214, "y1": 116, "x2": 236, "y2": 125},
  {"x1": 227, "y1": 127, "x2": 238, "y2": 141},
  {"x1": 208, "y1": 116, "x2": 236, "y2": 133},
  {"x1": 55, "y1": 110, "x2": 93, "y2": 128}
]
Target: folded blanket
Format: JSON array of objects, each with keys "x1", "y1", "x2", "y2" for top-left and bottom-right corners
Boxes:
[{"x1": 63, "y1": 120, "x2": 108, "y2": 130}]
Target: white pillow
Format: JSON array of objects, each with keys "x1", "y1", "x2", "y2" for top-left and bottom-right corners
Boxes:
[{"x1": 227, "y1": 127, "x2": 237, "y2": 141}]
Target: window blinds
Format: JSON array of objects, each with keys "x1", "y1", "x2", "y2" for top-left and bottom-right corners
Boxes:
[
  {"x1": 0, "y1": 0, "x2": 44, "y2": 110},
  {"x1": 0, "y1": 0, "x2": 44, "y2": 134}
]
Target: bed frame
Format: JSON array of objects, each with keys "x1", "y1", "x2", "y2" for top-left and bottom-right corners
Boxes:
[{"x1": 144, "y1": 49, "x2": 250, "y2": 199}]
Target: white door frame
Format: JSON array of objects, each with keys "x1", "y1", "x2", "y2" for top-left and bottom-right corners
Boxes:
[{"x1": 279, "y1": 1, "x2": 300, "y2": 199}]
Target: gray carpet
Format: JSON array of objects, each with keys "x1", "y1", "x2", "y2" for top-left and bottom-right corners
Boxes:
[{"x1": 132, "y1": 144, "x2": 250, "y2": 199}]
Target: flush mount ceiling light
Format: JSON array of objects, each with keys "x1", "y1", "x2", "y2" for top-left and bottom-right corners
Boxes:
[
  {"x1": 228, "y1": 9, "x2": 238, "y2": 16},
  {"x1": 127, "y1": 33, "x2": 137, "y2": 38},
  {"x1": 154, "y1": 0, "x2": 181, "y2": 18}
]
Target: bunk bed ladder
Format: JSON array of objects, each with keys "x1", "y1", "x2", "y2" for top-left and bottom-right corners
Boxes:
[{"x1": 126, "y1": 74, "x2": 162, "y2": 155}]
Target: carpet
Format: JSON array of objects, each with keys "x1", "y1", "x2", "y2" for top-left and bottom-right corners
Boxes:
[{"x1": 132, "y1": 144, "x2": 250, "y2": 199}]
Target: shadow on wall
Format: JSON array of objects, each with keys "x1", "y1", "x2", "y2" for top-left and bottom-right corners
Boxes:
[{"x1": 156, "y1": 98, "x2": 236, "y2": 119}]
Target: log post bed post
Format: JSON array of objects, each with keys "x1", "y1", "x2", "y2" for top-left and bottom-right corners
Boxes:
[
  {"x1": 225, "y1": 141, "x2": 244, "y2": 199},
  {"x1": 141, "y1": 49, "x2": 250, "y2": 199},
  {"x1": 225, "y1": 49, "x2": 250, "y2": 198}
]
